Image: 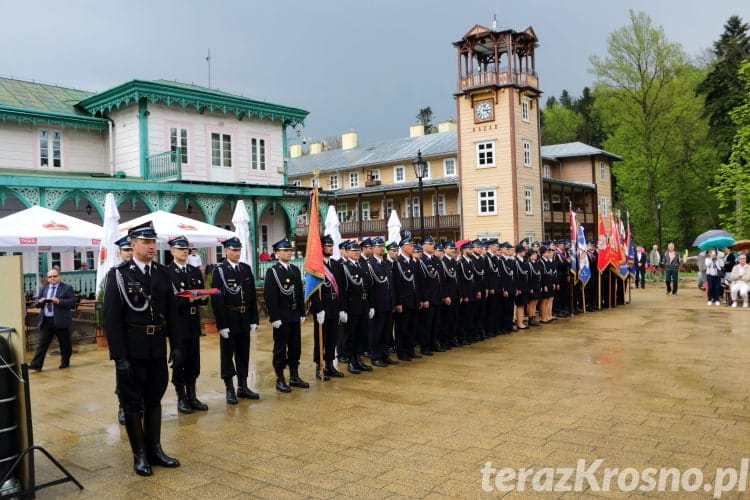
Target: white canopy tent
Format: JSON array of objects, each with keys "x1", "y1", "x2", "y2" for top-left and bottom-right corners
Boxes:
[{"x1": 118, "y1": 210, "x2": 237, "y2": 249}]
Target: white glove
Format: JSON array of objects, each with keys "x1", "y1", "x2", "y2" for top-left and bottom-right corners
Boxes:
[
  {"x1": 316, "y1": 310, "x2": 325, "y2": 324},
  {"x1": 368, "y1": 308, "x2": 375, "y2": 319},
  {"x1": 250, "y1": 324, "x2": 258, "y2": 334},
  {"x1": 271, "y1": 320, "x2": 282, "y2": 329},
  {"x1": 300, "y1": 316, "x2": 306, "y2": 324},
  {"x1": 339, "y1": 311, "x2": 348, "y2": 323},
  {"x1": 218, "y1": 328, "x2": 230, "y2": 339}
]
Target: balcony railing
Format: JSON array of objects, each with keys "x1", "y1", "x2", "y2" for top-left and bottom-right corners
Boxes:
[
  {"x1": 294, "y1": 214, "x2": 460, "y2": 238},
  {"x1": 459, "y1": 71, "x2": 538, "y2": 91},
  {"x1": 145, "y1": 148, "x2": 182, "y2": 181},
  {"x1": 24, "y1": 270, "x2": 98, "y2": 299}
]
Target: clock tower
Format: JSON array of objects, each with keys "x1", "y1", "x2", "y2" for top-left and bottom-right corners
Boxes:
[{"x1": 454, "y1": 24, "x2": 542, "y2": 242}]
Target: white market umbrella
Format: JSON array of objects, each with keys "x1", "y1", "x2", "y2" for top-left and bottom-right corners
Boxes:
[
  {"x1": 387, "y1": 209, "x2": 402, "y2": 246},
  {"x1": 119, "y1": 211, "x2": 236, "y2": 249},
  {"x1": 95, "y1": 193, "x2": 121, "y2": 294},
  {"x1": 231, "y1": 200, "x2": 252, "y2": 267},
  {"x1": 324, "y1": 205, "x2": 342, "y2": 260}
]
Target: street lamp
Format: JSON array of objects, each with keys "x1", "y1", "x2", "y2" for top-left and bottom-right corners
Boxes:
[
  {"x1": 655, "y1": 198, "x2": 663, "y2": 253},
  {"x1": 412, "y1": 149, "x2": 427, "y2": 240}
]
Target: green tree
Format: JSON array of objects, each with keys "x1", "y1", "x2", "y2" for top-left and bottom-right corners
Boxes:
[
  {"x1": 540, "y1": 104, "x2": 584, "y2": 145},
  {"x1": 415, "y1": 107, "x2": 437, "y2": 133},
  {"x1": 590, "y1": 10, "x2": 695, "y2": 248},
  {"x1": 559, "y1": 90, "x2": 574, "y2": 109},
  {"x1": 712, "y1": 61, "x2": 750, "y2": 236},
  {"x1": 696, "y1": 16, "x2": 750, "y2": 163},
  {"x1": 573, "y1": 87, "x2": 605, "y2": 147}
]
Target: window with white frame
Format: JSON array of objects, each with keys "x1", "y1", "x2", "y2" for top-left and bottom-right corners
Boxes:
[
  {"x1": 39, "y1": 130, "x2": 62, "y2": 168},
  {"x1": 422, "y1": 162, "x2": 431, "y2": 179},
  {"x1": 543, "y1": 197, "x2": 550, "y2": 211},
  {"x1": 525, "y1": 231, "x2": 535, "y2": 242},
  {"x1": 542, "y1": 164, "x2": 551, "y2": 178},
  {"x1": 74, "y1": 250, "x2": 95, "y2": 269},
  {"x1": 476, "y1": 142, "x2": 495, "y2": 167},
  {"x1": 329, "y1": 174, "x2": 339, "y2": 190},
  {"x1": 382, "y1": 199, "x2": 394, "y2": 218},
  {"x1": 600, "y1": 196, "x2": 608, "y2": 216},
  {"x1": 170, "y1": 127, "x2": 188, "y2": 164},
  {"x1": 349, "y1": 172, "x2": 359, "y2": 188},
  {"x1": 369, "y1": 168, "x2": 380, "y2": 181},
  {"x1": 405, "y1": 197, "x2": 421, "y2": 218},
  {"x1": 478, "y1": 190, "x2": 497, "y2": 215},
  {"x1": 337, "y1": 203, "x2": 348, "y2": 221},
  {"x1": 50, "y1": 252, "x2": 61, "y2": 269},
  {"x1": 394, "y1": 165, "x2": 405, "y2": 183},
  {"x1": 521, "y1": 98, "x2": 530, "y2": 122},
  {"x1": 599, "y1": 161, "x2": 606, "y2": 180},
  {"x1": 443, "y1": 158, "x2": 456, "y2": 176},
  {"x1": 431, "y1": 194, "x2": 446, "y2": 216},
  {"x1": 292, "y1": 180, "x2": 302, "y2": 187},
  {"x1": 524, "y1": 187, "x2": 533, "y2": 214},
  {"x1": 361, "y1": 201, "x2": 370, "y2": 220},
  {"x1": 522, "y1": 139, "x2": 532, "y2": 166},
  {"x1": 251, "y1": 138, "x2": 266, "y2": 170},
  {"x1": 211, "y1": 133, "x2": 232, "y2": 167}
]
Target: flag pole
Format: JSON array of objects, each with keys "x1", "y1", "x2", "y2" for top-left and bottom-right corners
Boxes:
[{"x1": 316, "y1": 288, "x2": 325, "y2": 378}]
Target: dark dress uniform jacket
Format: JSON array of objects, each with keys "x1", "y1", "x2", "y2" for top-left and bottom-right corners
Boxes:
[
  {"x1": 264, "y1": 262, "x2": 304, "y2": 323},
  {"x1": 310, "y1": 259, "x2": 342, "y2": 316},
  {"x1": 367, "y1": 256, "x2": 396, "y2": 312},
  {"x1": 168, "y1": 262, "x2": 207, "y2": 338},
  {"x1": 418, "y1": 254, "x2": 443, "y2": 305},
  {"x1": 499, "y1": 257, "x2": 516, "y2": 296},
  {"x1": 393, "y1": 255, "x2": 422, "y2": 309},
  {"x1": 440, "y1": 256, "x2": 459, "y2": 301},
  {"x1": 211, "y1": 261, "x2": 259, "y2": 330},
  {"x1": 457, "y1": 256, "x2": 479, "y2": 301},
  {"x1": 104, "y1": 261, "x2": 179, "y2": 361},
  {"x1": 341, "y1": 259, "x2": 373, "y2": 315}
]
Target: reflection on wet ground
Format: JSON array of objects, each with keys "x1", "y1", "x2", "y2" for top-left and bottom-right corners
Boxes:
[{"x1": 21, "y1": 279, "x2": 750, "y2": 498}]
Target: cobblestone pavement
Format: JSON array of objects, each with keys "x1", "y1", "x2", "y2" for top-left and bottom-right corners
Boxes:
[{"x1": 17, "y1": 279, "x2": 750, "y2": 498}]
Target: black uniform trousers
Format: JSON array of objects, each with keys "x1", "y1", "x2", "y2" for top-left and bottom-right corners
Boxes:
[
  {"x1": 313, "y1": 309, "x2": 338, "y2": 366},
  {"x1": 441, "y1": 302, "x2": 457, "y2": 343},
  {"x1": 418, "y1": 305, "x2": 437, "y2": 351},
  {"x1": 172, "y1": 336, "x2": 200, "y2": 387},
  {"x1": 458, "y1": 300, "x2": 476, "y2": 341},
  {"x1": 344, "y1": 313, "x2": 368, "y2": 357},
  {"x1": 273, "y1": 321, "x2": 301, "y2": 372},
  {"x1": 31, "y1": 317, "x2": 72, "y2": 368},
  {"x1": 394, "y1": 308, "x2": 418, "y2": 356},
  {"x1": 484, "y1": 292, "x2": 499, "y2": 335},
  {"x1": 119, "y1": 337, "x2": 168, "y2": 413},
  {"x1": 368, "y1": 310, "x2": 392, "y2": 361},
  {"x1": 219, "y1": 311, "x2": 250, "y2": 380}
]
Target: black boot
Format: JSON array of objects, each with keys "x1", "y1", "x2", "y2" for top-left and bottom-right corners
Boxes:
[
  {"x1": 144, "y1": 406, "x2": 180, "y2": 468},
  {"x1": 187, "y1": 384, "x2": 208, "y2": 410},
  {"x1": 275, "y1": 370, "x2": 292, "y2": 393},
  {"x1": 355, "y1": 356, "x2": 373, "y2": 371},
  {"x1": 324, "y1": 361, "x2": 345, "y2": 377},
  {"x1": 347, "y1": 361, "x2": 361, "y2": 374},
  {"x1": 123, "y1": 412, "x2": 152, "y2": 476},
  {"x1": 175, "y1": 385, "x2": 193, "y2": 414},
  {"x1": 288, "y1": 367, "x2": 309, "y2": 388},
  {"x1": 224, "y1": 378, "x2": 238, "y2": 405},
  {"x1": 315, "y1": 365, "x2": 330, "y2": 381},
  {"x1": 237, "y1": 378, "x2": 260, "y2": 399}
]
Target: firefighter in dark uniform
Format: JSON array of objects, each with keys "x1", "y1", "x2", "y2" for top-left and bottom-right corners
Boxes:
[
  {"x1": 211, "y1": 237, "x2": 260, "y2": 404},
  {"x1": 585, "y1": 241, "x2": 599, "y2": 311},
  {"x1": 113, "y1": 234, "x2": 133, "y2": 426},
  {"x1": 264, "y1": 238, "x2": 308, "y2": 392},
  {"x1": 457, "y1": 240, "x2": 481, "y2": 343},
  {"x1": 167, "y1": 235, "x2": 209, "y2": 414},
  {"x1": 417, "y1": 236, "x2": 443, "y2": 355},
  {"x1": 310, "y1": 234, "x2": 345, "y2": 381},
  {"x1": 393, "y1": 231, "x2": 423, "y2": 361},
  {"x1": 336, "y1": 240, "x2": 350, "y2": 363},
  {"x1": 104, "y1": 221, "x2": 181, "y2": 477},
  {"x1": 385, "y1": 240, "x2": 400, "y2": 353},
  {"x1": 440, "y1": 241, "x2": 460, "y2": 348},
  {"x1": 470, "y1": 239, "x2": 490, "y2": 340},
  {"x1": 365, "y1": 237, "x2": 397, "y2": 366},
  {"x1": 483, "y1": 239, "x2": 501, "y2": 337},
  {"x1": 340, "y1": 240, "x2": 374, "y2": 374},
  {"x1": 498, "y1": 242, "x2": 516, "y2": 334}
]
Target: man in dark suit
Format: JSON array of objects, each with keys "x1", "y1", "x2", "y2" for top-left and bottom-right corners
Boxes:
[
  {"x1": 167, "y1": 235, "x2": 209, "y2": 414},
  {"x1": 264, "y1": 238, "x2": 307, "y2": 393},
  {"x1": 365, "y1": 237, "x2": 397, "y2": 367},
  {"x1": 634, "y1": 246, "x2": 649, "y2": 289},
  {"x1": 211, "y1": 237, "x2": 260, "y2": 404},
  {"x1": 104, "y1": 221, "x2": 181, "y2": 476},
  {"x1": 29, "y1": 269, "x2": 77, "y2": 371},
  {"x1": 393, "y1": 231, "x2": 424, "y2": 361}
]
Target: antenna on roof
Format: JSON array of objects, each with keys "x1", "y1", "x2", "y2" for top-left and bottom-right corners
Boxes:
[
  {"x1": 492, "y1": 13, "x2": 497, "y2": 30},
  {"x1": 206, "y1": 49, "x2": 212, "y2": 89}
]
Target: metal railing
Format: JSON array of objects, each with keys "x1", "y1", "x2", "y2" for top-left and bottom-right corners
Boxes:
[
  {"x1": 24, "y1": 270, "x2": 97, "y2": 298},
  {"x1": 145, "y1": 147, "x2": 182, "y2": 181},
  {"x1": 294, "y1": 214, "x2": 461, "y2": 238},
  {"x1": 459, "y1": 71, "x2": 538, "y2": 91}
]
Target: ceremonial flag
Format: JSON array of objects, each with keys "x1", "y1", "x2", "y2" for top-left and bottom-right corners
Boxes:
[
  {"x1": 610, "y1": 213, "x2": 628, "y2": 278},
  {"x1": 569, "y1": 210, "x2": 578, "y2": 279},
  {"x1": 626, "y1": 215, "x2": 636, "y2": 276},
  {"x1": 577, "y1": 223, "x2": 591, "y2": 285},
  {"x1": 303, "y1": 188, "x2": 325, "y2": 301},
  {"x1": 597, "y1": 211, "x2": 610, "y2": 272}
]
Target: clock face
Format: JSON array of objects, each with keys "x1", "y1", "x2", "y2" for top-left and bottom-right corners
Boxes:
[{"x1": 475, "y1": 100, "x2": 493, "y2": 122}]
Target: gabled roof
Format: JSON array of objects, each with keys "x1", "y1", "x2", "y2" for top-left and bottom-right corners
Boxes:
[
  {"x1": 77, "y1": 79, "x2": 308, "y2": 126},
  {"x1": 0, "y1": 77, "x2": 106, "y2": 130},
  {"x1": 287, "y1": 131, "x2": 458, "y2": 177},
  {"x1": 541, "y1": 142, "x2": 623, "y2": 162}
]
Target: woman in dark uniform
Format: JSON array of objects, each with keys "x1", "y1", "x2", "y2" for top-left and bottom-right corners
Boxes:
[
  {"x1": 526, "y1": 248, "x2": 542, "y2": 326},
  {"x1": 513, "y1": 245, "x2": 530, "y2": 329}
]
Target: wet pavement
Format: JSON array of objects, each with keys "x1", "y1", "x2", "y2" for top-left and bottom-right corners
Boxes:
[{"x1": 18, "y1": 279, "x2": 750, "y2": 498}]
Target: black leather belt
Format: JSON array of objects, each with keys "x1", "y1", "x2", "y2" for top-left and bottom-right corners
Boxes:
[
  {"x1": 226, "y1": 305, "x2": 247, "y2": 313},
  {"x1": 128, "y1": 323, "x2": 165, "y2": 335}
]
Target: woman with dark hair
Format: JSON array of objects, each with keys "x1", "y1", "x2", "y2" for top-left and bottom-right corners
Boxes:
[
  {"x1": 704, "y1": 249, "x2": 725, "y2": 306},
  {"x1": 525, "y1": 249, "x2": 542, "y2": 326},
  {"x1": 513, "y1": 245, "x2": 530, "y2": 329}
]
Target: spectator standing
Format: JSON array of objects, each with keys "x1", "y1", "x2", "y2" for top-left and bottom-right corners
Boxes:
[
  {"x1": 696, "y1": 250, "x2": 707, "y2": 293},
  {"x1": 633, "y1": 246, "x2": 649, "y2": 289},
  {"x1": 648, "y1": 244, "x2": 661, "y2": 282},
  {"x1": 662, "y1": 243, "x2": 681, "y2": 295},
  {"x1": 704, "y1": 249, "x2": 725, "y2": 306}
]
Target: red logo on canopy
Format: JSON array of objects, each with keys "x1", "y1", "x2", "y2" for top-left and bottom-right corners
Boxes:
[
  {"x1": 177, "y1": 223, "x2": 197, "y2": 231},
  {"x1": 20, "y1": 237, "x2": 38, "y2": 244},
  {"x1": 43, "y1": 221, "x2": 70, "y2": 230}
]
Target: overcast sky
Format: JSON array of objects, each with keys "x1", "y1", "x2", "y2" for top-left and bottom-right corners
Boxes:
[{"x1": 1, "y1": 0, "x2": 748, "y2": 145}]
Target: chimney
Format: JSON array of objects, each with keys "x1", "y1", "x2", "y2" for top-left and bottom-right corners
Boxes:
[
  {"x1": 309, "y1": 142, "x2": 322, "y2": 155},
  {"x1": 289, "y1": 144, "x2": 303, "y2": 158},
  {"x1": 438, "y1": 120, "x2": 457, "y2": 133},
  {"x1": 342, "y1": 131, "x2": 358, "y2": 150},
  {"x1": 410, "y1": 124, "x2": 425, "y2": 137}
]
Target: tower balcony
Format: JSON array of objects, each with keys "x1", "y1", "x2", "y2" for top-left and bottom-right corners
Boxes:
[{"x1": 459, "y1": 71, "x2": 538, "y2": 92}]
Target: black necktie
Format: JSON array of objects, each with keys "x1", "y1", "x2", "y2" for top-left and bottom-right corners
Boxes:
[{"x1": 144, "y1": 264, "x2": 150, "y2": 277}]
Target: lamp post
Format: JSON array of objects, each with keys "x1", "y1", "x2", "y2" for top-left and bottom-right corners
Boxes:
[
  {"x1": 655, "y1": 198, "x2": 663, "y2": 253},
  {"x1": 412, "y1": 149, "x2": 427, "y2": 240}
]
